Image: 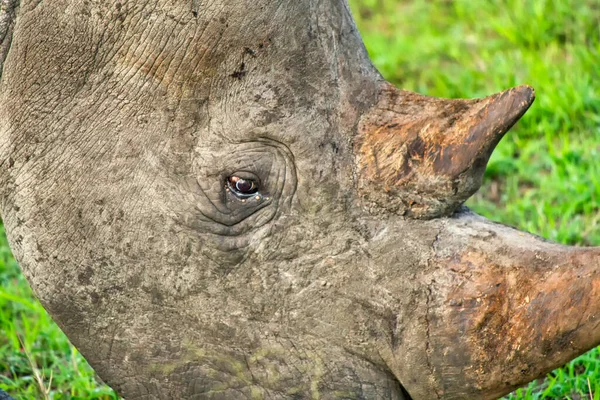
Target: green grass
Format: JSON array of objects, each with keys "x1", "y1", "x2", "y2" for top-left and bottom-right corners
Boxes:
[
  {"x1": 1, "y1": 0, "x2": 599, "y2": 398},
  {"x1": 0, "y1": 226, "x2": 119, "y2": 399}
]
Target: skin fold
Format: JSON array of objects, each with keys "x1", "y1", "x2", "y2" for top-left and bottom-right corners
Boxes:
[{"x1": 0, "y1": 1, "x2": 597, "y2": 399}]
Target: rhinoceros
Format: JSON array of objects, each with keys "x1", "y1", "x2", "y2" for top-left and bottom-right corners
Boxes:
[{"x1": 0, "y1": 0, "x2": 597, "y2": 399}]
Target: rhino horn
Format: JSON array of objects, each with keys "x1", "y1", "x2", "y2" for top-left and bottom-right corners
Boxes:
[
  {"x1": 355, "y1": 83, "x2": 535, "y2": 218},
  {"x1": 388, "y1": 212, "x2": 600, "y2": 399}
]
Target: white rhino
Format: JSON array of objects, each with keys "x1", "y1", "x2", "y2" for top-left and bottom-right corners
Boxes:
[{"x1": 0, "y1": 1, "x2": 597, "y2": 399}]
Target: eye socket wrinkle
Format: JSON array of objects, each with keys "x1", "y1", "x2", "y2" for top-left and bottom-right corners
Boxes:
[{"x1": 186, "y1": 139, "x2": 297, "y2": 236}]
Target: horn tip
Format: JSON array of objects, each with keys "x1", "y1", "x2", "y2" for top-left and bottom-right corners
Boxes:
[{"x1": 508, "y1": 84, "x2": 536, "y2": 115}]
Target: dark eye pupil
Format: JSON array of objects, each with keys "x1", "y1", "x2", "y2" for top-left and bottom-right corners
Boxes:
[
  {"x1": 235, "y1": 179, "x2": 254, "y2": 193},
  {"x1": 227, "y1": 176, "x2": 258, "y2": 197}
]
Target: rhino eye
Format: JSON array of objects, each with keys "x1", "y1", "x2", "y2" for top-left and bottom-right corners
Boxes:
[{"x1": 227, "y1": 175, "x2": 259, "y2": 197}]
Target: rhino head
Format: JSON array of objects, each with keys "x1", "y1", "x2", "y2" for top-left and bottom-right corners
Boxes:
[{"x1": 0, "y1": 1, "x2": 597, "y2": 399}]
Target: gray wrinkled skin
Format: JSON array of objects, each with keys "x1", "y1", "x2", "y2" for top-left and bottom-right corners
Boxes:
[{"x1": 0, "y1": 1, "x2": 598, "y2": 400}]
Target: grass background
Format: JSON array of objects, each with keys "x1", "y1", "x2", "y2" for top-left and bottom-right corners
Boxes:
[{"x1": 1, "y1": 0, "x2": 599, "y2": 398}]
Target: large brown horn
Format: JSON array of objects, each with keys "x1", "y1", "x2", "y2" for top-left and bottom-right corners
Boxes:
[
  {"x1": 355, "y1": 83, "x2": 535, "y2": 219},
  {"x1": 384, "y1": 211, "x2": 600, "y2": 399}
]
